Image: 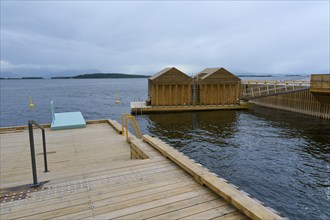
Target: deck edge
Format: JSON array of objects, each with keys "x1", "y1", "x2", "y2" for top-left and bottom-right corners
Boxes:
[{"x1": 143, "y1": 134, "x2": 284, "y2": 220}]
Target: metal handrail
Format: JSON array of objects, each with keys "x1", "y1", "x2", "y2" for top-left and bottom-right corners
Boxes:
[
  {"x1": 243, "y1": 85, "x2": 309, "y2": 98},
  {"x1": 28, "y1": 120, "x2": 49, "y2": 187},
  {"x1": 121, "y1": 113, "x2": 130, "y2": 136},
  {"x1": 125, "y1": 116, "x2": 142, "y2": 139},
  {"x1": 121, "y1": 113, "x2": 142, "y2": 139}
]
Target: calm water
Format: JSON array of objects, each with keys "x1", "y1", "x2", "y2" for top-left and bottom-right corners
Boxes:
[{"x1": 1, "y1": 79, "x2": 329, "y2": 220}]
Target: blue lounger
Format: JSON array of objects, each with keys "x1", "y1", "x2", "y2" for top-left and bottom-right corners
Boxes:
[{"x1": 50, "y1": 101, "x2": 86, "y2": 130}]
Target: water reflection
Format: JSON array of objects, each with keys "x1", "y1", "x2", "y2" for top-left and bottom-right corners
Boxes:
[
  {"x1": 147, "y1": 111, "x2": 238, "y2": 142},
  {"x1": 249, "y1": 106, "x2": 330, "y2": 163},
  {"x1": 141, "y1": 108, "x2": 330, "y2": 220}
]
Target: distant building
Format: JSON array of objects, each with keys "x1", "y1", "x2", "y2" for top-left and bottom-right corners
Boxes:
[
  {"x1": 194, "y1": 68, "x2": 241, "y2": 105},
  {"x1": 148, "y1": 67, "x2": 192, "y2": 106}
]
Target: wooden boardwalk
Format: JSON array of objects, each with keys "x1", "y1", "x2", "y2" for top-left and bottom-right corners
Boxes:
[
  {"x1": 241, "y1": 80, "x2": 310, "y2": 100},
  {"x1": 0, "y1": 121, "x2": 282, "y2": 219},
  {"x1": 131, "y1": 102, "x2": 250, "y2": 115}
]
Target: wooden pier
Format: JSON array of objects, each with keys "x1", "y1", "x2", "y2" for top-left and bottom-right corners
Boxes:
[
  {"x1": 131, "y1": 102, "x2": 251, "y2": 114},
  {"x1": 243, "y1": 75, "x2": 330, "y2": 119},
  {"x1": 0, "y1": 120, "x2": 283, "y2": 219},
  {"x1": 241, "y1": 80, "x2": 310, "y2": 100}
]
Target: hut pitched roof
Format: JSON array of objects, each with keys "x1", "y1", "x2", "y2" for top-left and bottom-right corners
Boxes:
[
  {"x1": 149, "y1": 67, "x2": 176, "y2": 80},
  {"x1": 196, "y1": 68, "x2": 240, "y2": 81},
  {"x1": 149, "y1": 67, "x2": 191, "y2": 85}
]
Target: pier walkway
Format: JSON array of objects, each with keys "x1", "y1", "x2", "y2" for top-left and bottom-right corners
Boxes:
[
  {"x1": 131, "y1": 102, "x2": 251, "y2": 114},
  {"x1": 1, "y1": 120, "x2": 282, "y2": 219},
  {"x1": 241, "y1": 80, "x2": 310, "y2": 100}
]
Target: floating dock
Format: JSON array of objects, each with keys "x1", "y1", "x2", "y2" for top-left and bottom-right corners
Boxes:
[
  {"x1": 131, "y1": 102, "x2": 251, "y2": 114},
  {"x1": 1, "y1": 120, "x2": 283, "y2": 219}
]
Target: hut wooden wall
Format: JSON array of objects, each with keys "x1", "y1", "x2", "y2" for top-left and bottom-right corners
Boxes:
[
  {"x1": 199, "y1": 83, "x2": 239, "y2": 105},
  {"x1": 151, "y1": 84, "x2": 192, "y2": 106},
  {"x1": 252, "y1": 89, "x2": 330, "y2": 119},
  {"x1": 149, "y1": 68, "x2": 192, "y2": 106},
  {"x1": 198, "y1": 69, "x2": 241, "y2": 105}
]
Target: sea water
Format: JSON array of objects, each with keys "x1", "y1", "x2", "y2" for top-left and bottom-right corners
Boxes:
[{"x1": 0, "y1": 78, "x2": 329, "y2": 220}]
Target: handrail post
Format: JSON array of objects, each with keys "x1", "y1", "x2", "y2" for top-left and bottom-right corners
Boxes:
[
  {"x1": 42, "y1": 129, "x2": 49, "y2": 172},
  {"x1": 133, "y1": 117, "x2": 142, "y2": 139},
  {"x1": 28, "y1": 120, "x2": 48, "y2": 187},
  {"x1": 28, "y1": 120, "x2": 40, "y2": 187},
  {"x1": 125, "y1": 117, "x2": 129, "y2": 139},
  {"x1": 121, "y1": 113, "x2": 130, "y2": 136}
]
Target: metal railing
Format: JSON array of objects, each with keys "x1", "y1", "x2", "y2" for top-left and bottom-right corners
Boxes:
[
  {"x1": 121, "y1": 113, "x2": 142, "y2": 139},
  {"x1": 242, "y1": 82, "x2": 310, "y2": 100},
  {"x1": 28, "y1": 120, "x2": 49, "y2": 187}
]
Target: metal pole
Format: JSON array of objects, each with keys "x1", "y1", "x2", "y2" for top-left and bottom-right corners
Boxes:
[
  {"x1": 125, "y1": 118, "x2": 129, "y2": 139},
  {"x1": 42, "y1": 130, "x2": 49, "y2": 172},
  {"x1": 28, "y1": 121, "x2": 40, "y2": 187}
]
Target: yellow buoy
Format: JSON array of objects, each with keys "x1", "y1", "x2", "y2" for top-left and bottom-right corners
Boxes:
[
  {"x1": 116, "y1": 97, "x2": 120, "y2": 104},
  {"x1": 29, "y1": 96, "x2": 34, "y2": 109}
]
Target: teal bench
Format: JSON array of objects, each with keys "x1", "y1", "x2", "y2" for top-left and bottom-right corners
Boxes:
[{"x1": 50, "y1": 101, "x2": 86, "y2": 130}]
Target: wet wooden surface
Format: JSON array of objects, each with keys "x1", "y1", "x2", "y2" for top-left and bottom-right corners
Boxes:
[{"x1": 0, "y1": 122, "x2": 249, "y2": 220}]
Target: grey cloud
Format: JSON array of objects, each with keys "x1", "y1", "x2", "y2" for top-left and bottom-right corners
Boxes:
[{"x1": 1, "y1": 1, "x2": 329, "y2": 76}]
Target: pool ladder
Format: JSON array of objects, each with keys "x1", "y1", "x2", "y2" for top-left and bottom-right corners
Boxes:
[{"x1": 121, "y1": 113, "x2": 142, "y2": 139}]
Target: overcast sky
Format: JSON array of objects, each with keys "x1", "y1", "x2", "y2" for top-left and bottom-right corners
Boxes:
[{"x1": 1, "y1": 1, "x2": 329, "y2": 76}]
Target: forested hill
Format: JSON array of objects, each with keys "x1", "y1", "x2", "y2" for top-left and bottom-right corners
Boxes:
[{"x1": 72, "y1": 73, "x2": 150, "y2": 79}]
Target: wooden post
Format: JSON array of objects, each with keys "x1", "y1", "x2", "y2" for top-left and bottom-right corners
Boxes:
[
  {"x1": 156, "y1": 85, "x2": 159, "y2": 106},
  {"x1": 169, "y1": 84, "x2": 172, "y2": 107},
  {"x1": 162, "y1": 84, "x2": 165, "y2": 106},
  {"x1": 175, "y1": 84, "x2": 178, "y2": 106}
]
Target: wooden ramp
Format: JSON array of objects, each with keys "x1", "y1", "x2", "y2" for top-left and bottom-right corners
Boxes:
[
  {"x1": 0, "y1": 120, "x2": 282, "y2": 219},
  {"x1": 131, "y1": 102, "x2": 251, "y2": 115},
  {"x1": 241, "y1": 80, "x2": 310, "y2": 100}
]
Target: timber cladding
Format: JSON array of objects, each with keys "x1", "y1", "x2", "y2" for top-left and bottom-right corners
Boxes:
[
  {"x1": 310, "y1": 74, "x2": 330, "y2": 93},
  {"x1": 197, "y1": 68, "x2": 241, "y2": 105},
  {"x1": 252, "y1": 89, "x2": 330, "y2": 119},
  {"x1": 148, "y1": 67, "x2": 192, "y2": 106}
]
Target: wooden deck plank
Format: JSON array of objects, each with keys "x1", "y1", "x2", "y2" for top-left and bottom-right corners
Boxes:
[
  {"x1": 5, "y1": 195, "x2": 91, "y2": 219},
  {"x1": 93, "y1": 188, "x2": 211, "y2": 219},
  {"x1": 143, "y1": 135, "x2": 283, "y2": 220},
  {"x1": 147, "y1": 198, "x2": 228, "y2": 220},
  {"x1": 179, "y1": 204, "x2": 237, "y2": 220},
  {"x1": 50, "y1": 209, "x2": 93, "y2": 220},
  {"x1": 114, "y1": 193, "x2": 219, "y2": 219},
  {"x1": 1, "y1": 120, "x2": 282, "y2": 220},
  {"x1": 2, "y1": 170, "x2": 192, "y2": 216},
  {"x1": 212, "y1": 211, "x2": 250, "y2": 220},
  {"x1": 17, "y1": 203, "x2": 91, "y2": 220}
]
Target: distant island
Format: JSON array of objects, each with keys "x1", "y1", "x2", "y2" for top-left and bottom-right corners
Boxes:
[
  {"x1": 52, "y1": 73, "x2": 150, "y2": 79},
  {"x1": 237, "y1": 74, "x2": 273, "y2": 77},
  {"x1": 0, "y1": 77, "x2": 43, "y2": 80},
  {"x1": 1, "y1": 73, "x2": 150, "y2": 80},
  {"x1": 21, "y1": 77, "x2": 44, "y2": 79}
]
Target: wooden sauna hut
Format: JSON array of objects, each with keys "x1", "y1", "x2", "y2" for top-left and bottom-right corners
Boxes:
[
  {"x1": 194, "y1": 68, "x2": 241, "y2": 105},
  {"x1": 148, "y1": 67, "x2": 192, "y2": 106}
]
